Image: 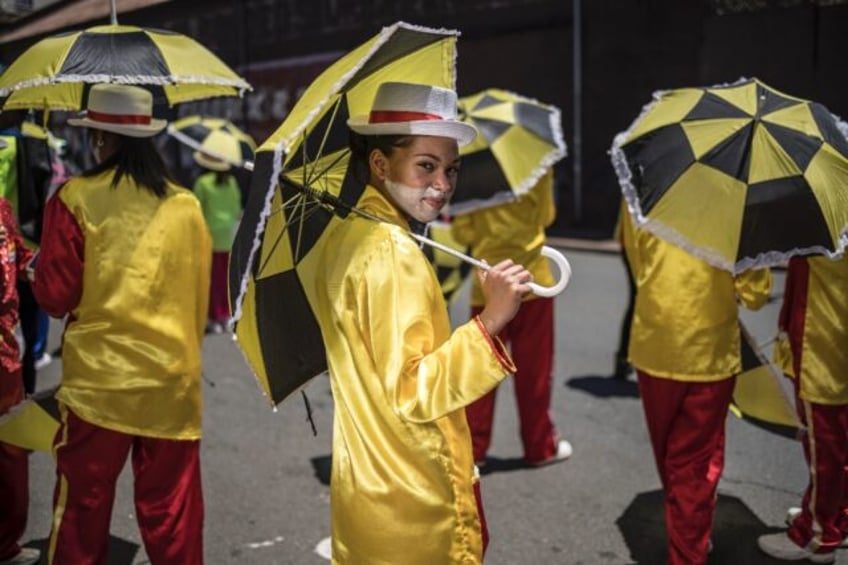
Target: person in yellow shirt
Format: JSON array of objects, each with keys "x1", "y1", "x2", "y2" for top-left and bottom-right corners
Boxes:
[
  {"x1": 624, "y1": 217, "x2": 771, "y2": 565},
  {"x1": 451, "y1": 169, "x2": 571, "y2": 466},
  {"x1": 32, "y1": 84, "x2": 211, "y2": 564},
  {"x1": 314, "y1": 81, "x2": 533, "y2": 564},
  {"x1": 758, "y1": 254, "x2": 848, "y2": 563}
]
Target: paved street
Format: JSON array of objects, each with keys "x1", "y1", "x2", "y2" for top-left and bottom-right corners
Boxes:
[{"x1": 22, "y1": 247, "x2": 844, "y2": 564}]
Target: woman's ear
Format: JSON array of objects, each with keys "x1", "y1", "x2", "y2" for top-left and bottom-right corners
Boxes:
[{"x1": 368, "y1": 149, "x2": 387, "y2": 181}]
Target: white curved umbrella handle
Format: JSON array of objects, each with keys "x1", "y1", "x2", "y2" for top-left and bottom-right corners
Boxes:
[
  {"x1": 527, "y1": 246, "x2": 571, "y2": 297},
  {"x1": 401, "y1": 231, "x2": 571, "y2": 297}
]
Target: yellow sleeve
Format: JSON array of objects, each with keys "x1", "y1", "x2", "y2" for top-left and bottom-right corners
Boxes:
[
  {"x1": 359, "y1": 235, "x2": 513, "y2": 424},
  {"x1": 537, "y1": 169, "x2": 556, "y2": 228},
  {"x1": 734, "y1": 267, "x2": 772, "y2": 311},
  {"x1": 193, "y1": 201, "x2": 212, "y2": 341}
]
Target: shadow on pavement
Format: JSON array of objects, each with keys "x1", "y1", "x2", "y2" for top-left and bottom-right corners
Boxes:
[
  {"x1": 616, "y1": 489, "x2": 787, "y2": 564},
  {"x1": 24, "y1": 534, "x2": 140, "y2": 564},
  {"x1": 478, "y1": 456, "x2": 528, "y2": 475},
  {"x1": 566, "y1": 374, "x2": 640, "y2": 399},
  {"x1": 311, "y1": 454, "x2": 332, "y2": 486}
]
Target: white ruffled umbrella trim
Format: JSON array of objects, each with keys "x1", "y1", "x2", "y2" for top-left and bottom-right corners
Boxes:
[{"x1": 609, "y1": 76, "x2": 848, "y2": 274}]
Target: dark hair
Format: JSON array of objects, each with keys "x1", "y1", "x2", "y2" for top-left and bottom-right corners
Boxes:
[
  {"x1": 83, "y1": 134, "x2": 172, "y2": 198},
  {"x1": 348, "y1": 131, "x2": 415, "y2": 186}
]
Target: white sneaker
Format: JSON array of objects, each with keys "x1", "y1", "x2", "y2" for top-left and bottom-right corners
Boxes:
[
  {"x1": 757, "y1": 532, "x2": 835, "y2": 563},
  {"x1": 529, "y1": 439, "x2": 572, "y2": 467},
  {"x1": 0, "y1": 547, "x2": 41, "y2": 565},
  {"x1": 785, "y1": 507, "x2": 848, "y2": 548},
  {"x1": 34, "y1": 352, "x2": 52, "y2": 370}
]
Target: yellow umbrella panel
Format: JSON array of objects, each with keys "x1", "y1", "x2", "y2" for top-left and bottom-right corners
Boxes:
[
  {"x1": 0, "y1": 25, "x2": 250, "y2": 111},
  {"x1": 612, "y1": 78, "x2": 848, "y2": 273}
]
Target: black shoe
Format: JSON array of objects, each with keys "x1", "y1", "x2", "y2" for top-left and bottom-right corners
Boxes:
[{"x1": 613, "y1": 356, "x2": 632, "y2": 379}]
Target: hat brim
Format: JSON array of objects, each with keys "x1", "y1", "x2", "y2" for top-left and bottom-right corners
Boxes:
[
  {"x1": 67, "y1": 117, "x2": 167, "y2": 138},
  {"x1": 193, "y1": 150, "x2": 232, "y2": 172},
  {"x1": 347, "y1": 116, "x2": 477, "y2": 147}
]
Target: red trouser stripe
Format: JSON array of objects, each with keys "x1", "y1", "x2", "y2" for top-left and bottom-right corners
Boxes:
[
  {"x1": 465, "y1": 297, "x2": 557, "y2": 463},
  {"x1": 49, "y1": 406, "x2": 204, "y2": 564},
  {"x1": 637, "y1": 371, "x2": 735, "y2": 565},
  {"x1": 209, "y1": 251, "x2": 231, "y2": 322},
  {"x1": 787, "y1": 386, "x2": 848, "y2": 553},
  {"x1": 0, "y1": 366, "x2": 26, "y2": 561}
]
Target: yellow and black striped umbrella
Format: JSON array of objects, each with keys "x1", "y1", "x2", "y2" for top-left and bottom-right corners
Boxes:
[
  {"x1": 612, "y1": 78, "x2": 848, "y2": 273},
  {"x1": 730, "y1": 321, "x2": 801, "y2": 439},
  {"x1": 452, "y1": 89, "x2": 566, "y2": 215},
  {"x1": 168, "y1": 116, "x2": 256, "y2": 170},
  {"x1": 229, "y1": 22, "x2": 459, "y2": 406},
  {"x1": 423, "y1": 219, "x2": 472, "y2": 304},
  {"x1": 0, "y1": 25, "x2": 250, "y2": 111}
]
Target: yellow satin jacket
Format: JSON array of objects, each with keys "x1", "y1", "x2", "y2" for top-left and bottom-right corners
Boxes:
[
  {"x1": 314, "y1": 186, "x2": 516, "y2": 564},
  {"x1": 775, "y1": 254, "x2": 848, "y2": 405},
  {"x1": 451, "y1": 170, "x2": 556, "y2": 306},
  {"x1": 624, "y1": 222, "x2": 772, "y2": 381},
  {"x1": 34, "y1": 170, "x2": 211, "y2": 439}
]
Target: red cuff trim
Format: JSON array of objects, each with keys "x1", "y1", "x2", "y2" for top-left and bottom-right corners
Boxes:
[{"x1": 473, "y1": 316, "x2": 516, "y2": 372}]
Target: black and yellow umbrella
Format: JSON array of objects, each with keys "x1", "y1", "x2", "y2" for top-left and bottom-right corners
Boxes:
[
  {"x1": 0, "y1": 388, "x2": 60, "y2": 452},
  {"x1": 611, "y1": 78, "x2": 848, "y2": 273},
  {"x1": 423, "y1": 219, "x2": 472, "y2": 304},
  {"x1": 730, "y1": 321, "x2": 801, "y2": 440},
  {"x1": 229, "y1": 22, "x2": 461, "y2": 407},
  {"x1": 0, "y1": 24, "x2": 250, "y2": 111},
  {"x1": 451, "y1": 89, "x2": 567, "y2": 215},
  {"x1": 168, "y1": 116, "x2": 256, "y2": 170}
]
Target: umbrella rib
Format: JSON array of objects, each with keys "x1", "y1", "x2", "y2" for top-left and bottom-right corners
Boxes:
[
  {"x1": 306, "y1": 149, "x2": 351, "y2": 190},
  {"x1": 255, "y1": 193, "x2": 325, "y2": 277},
  {"x1": 305, "y1": 97, "x2": 343, "y2": 187}
]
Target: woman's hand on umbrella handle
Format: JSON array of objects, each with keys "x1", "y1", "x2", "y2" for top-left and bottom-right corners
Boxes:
[{"x1": 526, "y1": 246, "x2": 572, "y2": 298}]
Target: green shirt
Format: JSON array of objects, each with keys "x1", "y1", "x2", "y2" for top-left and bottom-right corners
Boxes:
[{"x1": 193, "y1": 172, "x2": 242, "y2": 251}]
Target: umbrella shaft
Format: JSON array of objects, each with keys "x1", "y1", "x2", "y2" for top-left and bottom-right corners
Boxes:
[
  {"x1": 344, "y1": 204, "x2": 488, "y2": 271},
  {"x1": 407, "y1": 231, "x2": 489, "y2": 271}
]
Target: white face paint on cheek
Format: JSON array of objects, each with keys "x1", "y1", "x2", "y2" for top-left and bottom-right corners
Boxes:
[{"x1": 383, "y1": 177, "x2": 446, "y2": 223}]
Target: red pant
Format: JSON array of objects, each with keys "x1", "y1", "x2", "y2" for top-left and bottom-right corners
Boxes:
[
  {"x1": 209, "y1": 251, "x2": 230, "y2": 322},
  {"x1": 466, "y1": 297, "x2": 557, "y2": 463},
  {"x1": 787, "y1": 383, "x2": 848, "y2": 553},
  {"x1": 637, "y1": 371, "x2": 735, "y2": 565},
  {"x1": 0, "y1": 367, "x2": 27, "y2": 561},
  {"x1": 49, "y1": 405, "x2": 204, "y2": 565}
]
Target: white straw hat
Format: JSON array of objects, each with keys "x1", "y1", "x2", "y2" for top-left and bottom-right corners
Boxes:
[
  {"x1": 348, "y1": 82, "x2": 477, "y2": 146},
  {"x1": 68, "y1": 84, "x2": 166, "y2": 138},
  {"x1": 193, "y1": 150, "x2": 231, "y2": 172}
]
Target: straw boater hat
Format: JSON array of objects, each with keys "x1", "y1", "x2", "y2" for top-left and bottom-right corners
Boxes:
[
  {"x1": 67, "y1": 84, "x2": 166, "y2": 138},
  {"x1": 193, "y1": 129, "x2": 238, "y2": 172},
  {"x1": 347, "y1": 82, "x2": 477, "y2": 146},
  {"x1": 193, "y1": 150, "x2": 231, "y2": 172}
]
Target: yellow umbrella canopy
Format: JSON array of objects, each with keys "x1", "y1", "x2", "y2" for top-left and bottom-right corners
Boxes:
[
  {"x1": 168, "y1": 116, "x2": 256, "y2": 170},
  {"x1": 0, "y1": 388, "x2": 60, "y2": 452},
  {"x1": 730, "y1": 321, "x2": 801, "y2": 439},
  {"x1": 0, "y1": 24, "x2": 250, "y2": 111},
  {"x1": 452, "y1": 89, "x2": 567, "y2": 214},
  {"x1": 229, "y1": 22, "x2": 459, "y2": 406},
  {"x1": 611, "y1": 78, "x2": 848, "y2": 273}
]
